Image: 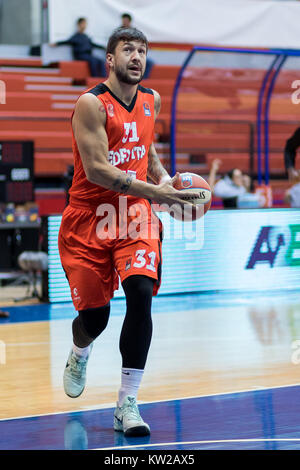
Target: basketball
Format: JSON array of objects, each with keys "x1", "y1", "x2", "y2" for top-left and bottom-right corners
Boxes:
[{"x1": 170, "y1": 172, "x2": 212, "y2": 221}]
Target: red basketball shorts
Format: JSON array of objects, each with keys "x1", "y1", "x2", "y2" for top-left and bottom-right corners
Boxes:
[{"x1": 58, "y1": 198, "x2": 163, "y2": 311}]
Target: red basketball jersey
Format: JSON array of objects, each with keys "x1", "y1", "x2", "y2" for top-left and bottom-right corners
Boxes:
[{"x1": 69, "y1": 83, "x2": 155, "y2": 208}]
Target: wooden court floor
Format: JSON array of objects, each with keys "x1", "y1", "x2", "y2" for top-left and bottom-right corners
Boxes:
[{"x1": 1, "y1": 290, "x2": 300, "y2": 449}]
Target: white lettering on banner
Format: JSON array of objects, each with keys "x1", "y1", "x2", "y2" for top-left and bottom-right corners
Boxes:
[{"x1": 108, "y1": 145, "x2": 145, "y2": 166}]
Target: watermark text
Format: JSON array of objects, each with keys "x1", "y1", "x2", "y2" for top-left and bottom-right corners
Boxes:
[
  {"x1": 291, "y1": 80, "x2": 300, "y2": 104},
  {"x1": 0, "y1": 80, "x2": 6, "y2": 104}
]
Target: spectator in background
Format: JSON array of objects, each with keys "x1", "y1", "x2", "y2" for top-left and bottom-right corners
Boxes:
[
  {"x1": 284, "y1": 127, "x2": 300, "y2": 182},
  {"x1": 50, "y1": 17, "x2": 106, "y2": 77},
  {"x1": 284, "y1": 175, "x2": 300, "y2": 208},
  {"x1": 208, "y1": 158, "x2": 264, "y2": 208},
  {"x1": 121, "y1": 13, "x2": 132, "y2": 28},
  {"x1": 120, "y1": 13, "x2": 154, "y2": 79}
]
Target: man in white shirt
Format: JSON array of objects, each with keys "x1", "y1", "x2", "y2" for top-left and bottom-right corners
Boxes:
[
  {"x1": 208, "y1": 159, "x2": 264, "y2": 208},
  {"x1": 284, "y1": 181, "x2": 300, "y2": 208}
]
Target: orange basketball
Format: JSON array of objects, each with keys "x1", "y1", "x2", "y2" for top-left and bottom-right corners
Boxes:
[{"x1": 171, "y1": 172, "x2": 212, "y2": 221}]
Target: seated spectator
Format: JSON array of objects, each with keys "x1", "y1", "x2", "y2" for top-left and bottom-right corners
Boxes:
[
  {"x1": 50, "y1": 17, "x2": 106, "y2": 77},
  {"x1": 284, "y1": 127, "x2": 300, "y2": 182},
  {"x1": 120, "y1": 13, "x2": 154, "y2": 79},
  {"x1": 208, "y1": 158, "x2": 264, "y2": 208},
  {"x1": 121, "y1": 13, "x2": 132, "y2": 29},
  {"x1": 284, "y1": 177, "x2": 300, "y2": 208}
]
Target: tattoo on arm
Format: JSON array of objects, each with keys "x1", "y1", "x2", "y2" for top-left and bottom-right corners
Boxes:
[
  {"x1": 112, "y1": 175, "x2": 133, "y2": 194},
  {"x1": 98, "y1": 103, "x2": 106, "y2": 114}
]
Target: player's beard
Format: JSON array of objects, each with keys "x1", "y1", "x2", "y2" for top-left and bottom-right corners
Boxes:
[{"x1": 115, "y1": 63, "x2": 144, "y2": 85}]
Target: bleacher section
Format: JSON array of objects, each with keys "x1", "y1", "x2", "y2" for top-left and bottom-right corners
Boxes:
[{"x1": 0, "y1": 57, "x2": 298, "y2": 214}]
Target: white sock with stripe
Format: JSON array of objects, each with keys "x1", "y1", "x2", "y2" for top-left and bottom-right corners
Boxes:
[
  {"x1": 118, "y1": 368, "x2": 144, "y2": 406},
  {"x1": 72, "y1": 343, "x2": 91, "y2": 359}
]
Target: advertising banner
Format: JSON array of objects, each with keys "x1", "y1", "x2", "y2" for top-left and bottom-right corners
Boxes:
[{"x1": 47, "y1": 209, "x2": 300, "y2": 303}]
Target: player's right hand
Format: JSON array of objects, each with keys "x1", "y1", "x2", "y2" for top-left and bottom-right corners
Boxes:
[{"x1": 153, "y1": 172, "x2": 202, "y2": 209}]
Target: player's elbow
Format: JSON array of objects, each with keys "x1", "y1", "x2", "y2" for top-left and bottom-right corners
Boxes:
[
  {"x1": 84, "y1": 161, "x2": 109, "y2": 186},
  {"x1": 85, "y1": 169, "x2": 97, "y2": 185}
]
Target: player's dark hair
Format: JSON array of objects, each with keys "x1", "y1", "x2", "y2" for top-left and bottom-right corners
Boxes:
[
  {"x1": 225, "y1": 169, "x2": 254, "y2": 191},
  {"x1": 77, "y1": 17, "x2": 86, "y2": 25},
  {"x1": 226, "y1": 169, "x2": 236, "y2": 180},
  {"x1": 121, "y1": 13, "x2": 132, "y2": 22},
  {"x1": 106, "y1": 27, "x2": 148, "y2": 54}
]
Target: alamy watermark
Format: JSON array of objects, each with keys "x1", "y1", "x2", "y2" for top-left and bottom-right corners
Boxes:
[
  {"x1": 0, "y1": 80, "x2": 6, "y2": 104},
  {"x1": 0, "y1": 340, "x2": 6, "y2": 365},
  {"x1": 94, "y1": 197, "x2": 205, "y2": 250},
  {"x1": 291, "y1": 80, "x2": 300, "y2": 104}
]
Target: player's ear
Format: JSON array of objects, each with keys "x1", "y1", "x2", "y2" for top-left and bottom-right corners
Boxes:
[{"x1": 106, "y1": 53, "x2": 114, "y2": 69}]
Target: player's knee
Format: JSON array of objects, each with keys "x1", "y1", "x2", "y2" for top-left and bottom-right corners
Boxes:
[
  {"x1": 123, "y1": 275, "x2": 154, "y2": 303},
  {"x1": 78, "y1": 303, "x2": 110, "y2": 340}
]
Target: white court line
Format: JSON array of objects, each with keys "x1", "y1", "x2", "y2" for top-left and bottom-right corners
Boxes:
[
  {"x1": 0, "y1": 382, "x2": 300, "y2": 422},
  {"x1": 94, "y1": 438, "x2": 300, "y2": 451}
]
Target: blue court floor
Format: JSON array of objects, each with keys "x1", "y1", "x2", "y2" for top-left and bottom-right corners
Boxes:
[
  {"x1": 1, "y1": 290, "x2": 300, "y2": 450},
  {"x1": 1, "y1": 385, "x2": 300, "y2": 450}
]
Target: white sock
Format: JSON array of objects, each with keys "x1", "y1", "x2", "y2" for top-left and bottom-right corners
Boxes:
[
  {"x1": 72, "y1": 343, "x2": 91, "y2": 359},
  {"x1": 118, "y1": 368, "x2": 144, "y2": 407}
]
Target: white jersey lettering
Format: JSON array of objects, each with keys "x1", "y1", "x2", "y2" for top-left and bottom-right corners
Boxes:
[{"x1": 108, "y1": 145, "x2": 146, "y2": 167}]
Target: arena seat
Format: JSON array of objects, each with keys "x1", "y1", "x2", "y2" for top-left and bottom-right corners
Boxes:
[
  {"x1": 34, "y1": 152, "x2": 74, "y2": 176},
  {"x1": 35, "y1": 188, "x2": 67, "y2": 215},
  {"x1": 0, "y1": 57, "x2": 43, "y2": 67},
  {"x1": 58, "y1": 61, "x2": 90, "y2": 80},
  {"x1": 150, "y1": 65, "x2": 180, "y2": 79},
  {"x1": 0, "y1": 57, "x2": 298, "y2": 213}
]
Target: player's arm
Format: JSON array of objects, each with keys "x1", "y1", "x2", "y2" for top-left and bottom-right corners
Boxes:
[
  {"x1": 208, "y1": 158, "x2": 221, "y2": 190},
  {"x1": 72, "y1": 93, "x2": 199, "y2": 207},
  {"x1": 147, "y1": 90, "x2": 172, "y2": 185}
]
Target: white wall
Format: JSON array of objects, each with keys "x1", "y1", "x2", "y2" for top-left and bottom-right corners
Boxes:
[
  {"x1": 48, "y1": 0, "x2": 300, "y2": 49},
  {"x1": 0, "y1": 0, "x2": 42, "y2": 45}
]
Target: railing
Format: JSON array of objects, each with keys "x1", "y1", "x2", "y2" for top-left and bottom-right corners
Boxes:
[{"x1": 170, "y1": 46, "x2": 300, "y2": 184}]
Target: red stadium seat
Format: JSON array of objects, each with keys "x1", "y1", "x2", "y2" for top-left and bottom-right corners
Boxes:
[{"x1": 0, "y1": 58, "x2": 298, "y2": 212}]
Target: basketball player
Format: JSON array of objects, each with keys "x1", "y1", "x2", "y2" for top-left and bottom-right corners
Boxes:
[{"x1": 58, "y1": 27, "x2": 200, "y2": 437}]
